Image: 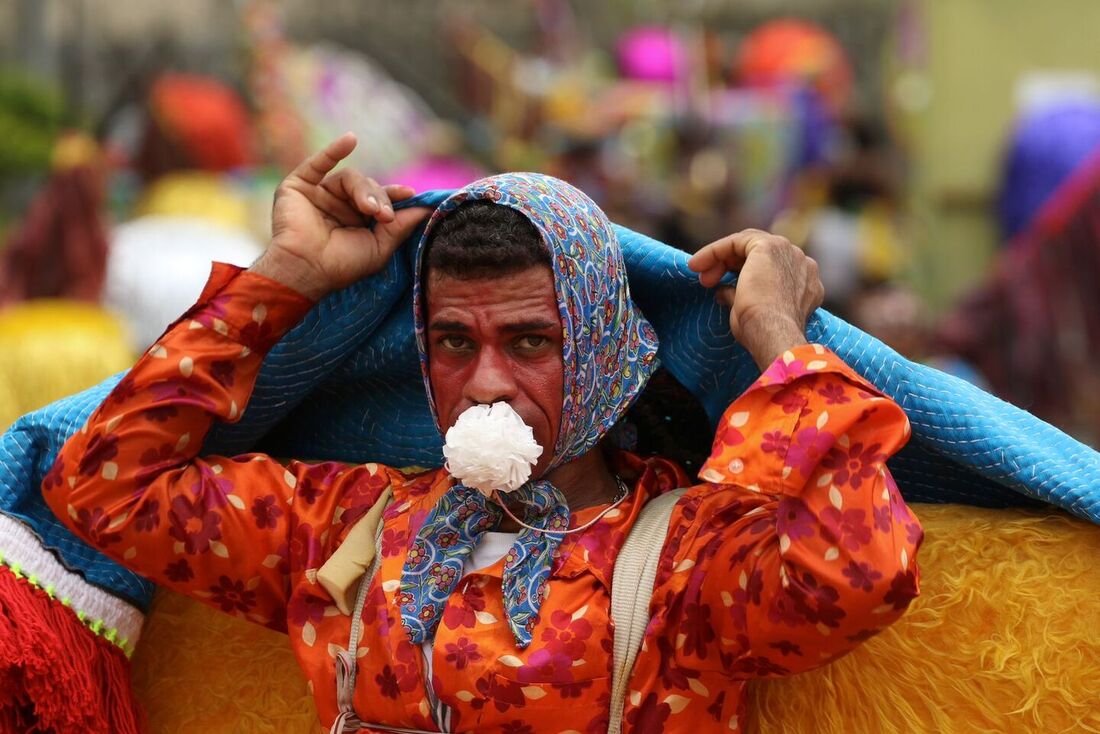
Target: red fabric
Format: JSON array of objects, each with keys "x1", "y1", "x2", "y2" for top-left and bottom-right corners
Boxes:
[
  {"x1": 0, "y1": 565, "x2": 143, "y2": 733},
  {"x1": 0, "y1": 165, "x2": 109, "y2": 305},
  {"x1": 939, "y1": 151, "x2": 1100, "y2": 443},
  {"x1": 735, "y1": 19, "x2": 853, "y2": 113},
  {"x1": 149, "y1": 74, "x2": 254, "y2": 172}
]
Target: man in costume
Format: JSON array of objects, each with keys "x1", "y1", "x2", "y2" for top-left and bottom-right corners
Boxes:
[{"x1": 44, "y1": 134, "x2": 921, "y2": 732}]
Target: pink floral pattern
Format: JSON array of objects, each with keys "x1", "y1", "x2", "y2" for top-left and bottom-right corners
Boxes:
[{"x1": 45, "y1": 266, "x2": 922, "y2": 732}]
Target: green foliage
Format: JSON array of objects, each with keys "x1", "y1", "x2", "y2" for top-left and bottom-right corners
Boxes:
[{"x1": 0, "y1": 69, "x2": 66, "y2": 175}]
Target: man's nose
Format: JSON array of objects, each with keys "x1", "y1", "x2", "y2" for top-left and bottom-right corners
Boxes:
[{"x1": 464, "y1": 346, "x2": 518, "y2": 405}]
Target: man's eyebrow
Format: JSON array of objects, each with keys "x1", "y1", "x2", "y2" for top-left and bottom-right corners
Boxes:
[
  {"x1": 501, "y1": 320, "x2": 558, "y2": 334},
  {"x1": 428, "y1": 320, "x2": 471, "y2": 332}
]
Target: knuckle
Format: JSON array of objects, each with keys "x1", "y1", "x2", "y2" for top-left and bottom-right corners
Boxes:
[{"x1": 755, "y1": 232, "x2": 793, "y2": 251}]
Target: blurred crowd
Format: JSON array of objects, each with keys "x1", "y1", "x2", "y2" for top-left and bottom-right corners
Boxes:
[{"x1": 0, "y1": 0, "x2": 1097, "y2": 447}]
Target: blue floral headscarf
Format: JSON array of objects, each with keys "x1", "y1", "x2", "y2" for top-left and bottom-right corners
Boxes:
[{"x1": 399, "y1": 173, "x2": 659, "y2": 647}]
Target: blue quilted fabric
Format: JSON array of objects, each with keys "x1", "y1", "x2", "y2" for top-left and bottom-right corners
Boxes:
[{"x1": 2, "y1": 189, "x2": 1097, "y2": 610}]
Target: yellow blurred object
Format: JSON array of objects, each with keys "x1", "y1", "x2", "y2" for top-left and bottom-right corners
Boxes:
[
  {"x1": 858, "y1": 201, "x2": 908, "y2": 283},
  {"x1": 50, "y1": 132, "x2": 101, "y2": 171},
  {"x1": 0, "y1": 301, "x2": 134, "y2": 431},
  {"x1": 130, "y1": 504, "x2": 1100, "y2": 732},
  {"x1": 135, "y1": 172, "x2": 251, "y2": 232}
]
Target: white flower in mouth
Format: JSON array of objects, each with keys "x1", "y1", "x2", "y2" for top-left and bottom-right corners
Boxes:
[{"x1": 443, "y1": 402, "x2": 544, "y2": 496}]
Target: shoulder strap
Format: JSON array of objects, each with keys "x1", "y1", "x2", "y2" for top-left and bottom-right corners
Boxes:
[
  {"x1": 607, "y1": 487, "x2": 688, "y2": 734},
  {"x1": 330, "y1": 493, "x2": 393, "y2": 734}
]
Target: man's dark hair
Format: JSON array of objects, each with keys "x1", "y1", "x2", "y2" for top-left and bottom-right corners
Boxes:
[{"x1": 423, "y1": 201, "x2": 550, "y2": 280}]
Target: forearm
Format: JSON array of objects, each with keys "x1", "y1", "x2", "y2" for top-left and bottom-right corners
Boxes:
[
  {"x1": 697, "y1": 344, "x2": 922, "y2": 675},
  {"x1": 43, "y1": 263, "x2": 314, "y2": 548}
]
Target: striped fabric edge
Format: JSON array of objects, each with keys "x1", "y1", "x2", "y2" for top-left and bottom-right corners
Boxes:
[{"x1": 0, "y1": 512, "x2": 144, "y2": 655}]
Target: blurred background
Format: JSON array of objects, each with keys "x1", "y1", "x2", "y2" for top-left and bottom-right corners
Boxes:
[{"x1": 0, "y1": 0, "x2": 1096, "y2": 448}]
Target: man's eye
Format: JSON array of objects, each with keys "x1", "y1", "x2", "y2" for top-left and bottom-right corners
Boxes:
[
  {"x1": 516, "y1": 335, "x2": 548, "y2": 350},
  {"x1": 440, "y1": 336, "x2": 471, "y2": 351}
]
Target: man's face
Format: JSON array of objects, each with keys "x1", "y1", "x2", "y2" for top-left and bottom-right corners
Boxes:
[{"x1": 426, "y1": 266, "x2": 564, "y2": 478}]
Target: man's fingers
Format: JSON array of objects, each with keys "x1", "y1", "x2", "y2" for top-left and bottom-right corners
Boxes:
[
  {"x1": 352, "y1": 183, "x2": 417, "y2": 222},
  {"x1": 366, "y1": 183, "x2": 419, "y2": 221},
  {"x1": 690, "y1": 239, "x2": 744, "y2": 288},
  {"x1": 303, "y1": 182, "x2": 364, "y2": 228},
  {"x1": 688, "y1": 231, "x2": 756, "y2": 282},
  {"x1": 384, "y1": 184, "x2": 417, "y2": 202},
  {"x1": 375, "y1": 207, "x2": 432, "y2": 253},
  {"x1": 323, "y1": 170, "x2": 386, "y2": 220},
  {"x1": 689, "y1": 230, "x2": 789, "y2": 287},
  {"x1": 325, "y1": 172, "x2": 417, "y2": 223},
  {"x1": 714, "y1": 285, "x2": 735, "y2": 307},
  {"x1": 288, "y1": 132, "x2": 358, "y2": 186}
]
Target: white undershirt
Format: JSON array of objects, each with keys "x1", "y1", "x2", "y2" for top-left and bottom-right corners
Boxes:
[{"x1": 421, "y1": 531, "x2": 518, "y2": 692}]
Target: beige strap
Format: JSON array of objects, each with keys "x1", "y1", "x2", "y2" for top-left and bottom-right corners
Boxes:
[
  {"x1": 607, "y1": 488, "x2": 687, "y2": 734},
  {"x1": 319, "y1": 488, "x2": 394, "y2": 615},
  {"x1": 329, "y1": 492, "x2": 392, "y2": 734}
]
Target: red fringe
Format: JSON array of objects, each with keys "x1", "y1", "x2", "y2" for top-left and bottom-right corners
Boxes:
[{"x1": 0, "y1": 564, "x2": 144, "y2": 733}]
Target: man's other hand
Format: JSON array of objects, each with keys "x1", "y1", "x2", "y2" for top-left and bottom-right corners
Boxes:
[
  {"x1": 252, "y1": 133, "x2": 432, "y2": 300},
  {"x1": 688, "y1": 229, "x2": 825, "y2": 370}
]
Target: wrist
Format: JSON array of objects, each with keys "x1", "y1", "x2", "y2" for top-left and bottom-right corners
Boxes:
[
  {"x1": 738, "y1": 311, "x2": 808, "y2": 370},
  {"x1": 249, "y1": 248, "x2": 330, "y2": 302}
]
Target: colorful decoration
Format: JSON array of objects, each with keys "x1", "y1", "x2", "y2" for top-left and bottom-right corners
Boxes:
[
  {"x1": 280, "y1": 44, "x2": 436, "y2": 176},
  {"x1": 149, "y1": 74, "x2": 254, "y2": 172},
  {"x1": 615, "y1": 26, "x2": 686, "y2": 84},
  {"x1": 941, "y1": 146, "x2": 1100, "y2": 445},
  {"x1": 386, "y1": 155, "x2": 487, "y2": 192},
  {"x1": 0, "y1": 134, "x2": 108, "y2": 306},
  {"x1": 735, "y1": 19, "x2": 854, "y2": 114},
  {"x1": 0, "y1": 301, "x2": 138, "y2": 732},
  {"x1": 996, "y1": 99, "x2": 1100, "y2": 240}
]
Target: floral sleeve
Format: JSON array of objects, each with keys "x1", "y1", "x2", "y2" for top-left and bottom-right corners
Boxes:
[
  {"x1": 42, "y1": 264, "x2": 402, "y2": 631},
  {"x1": 659, "y1": 344, "x2": 923, "y2": 679}
]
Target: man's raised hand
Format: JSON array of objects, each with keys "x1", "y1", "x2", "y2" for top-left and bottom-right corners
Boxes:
[
  {"x1": 688, "y1": 229, "x2": 824, "y2": 369},
  {"x1": 252, "y1": 133, "x2": 432, "y2": 300}
]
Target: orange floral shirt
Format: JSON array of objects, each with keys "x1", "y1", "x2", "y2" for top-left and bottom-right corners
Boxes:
[{"x1": 45, "y1": 265, "x2": 923, "y2": 733}]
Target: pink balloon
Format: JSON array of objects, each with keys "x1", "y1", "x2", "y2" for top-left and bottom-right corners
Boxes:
[{"x1": 616, "y1": 26, "x2": 685, "y2": 83}]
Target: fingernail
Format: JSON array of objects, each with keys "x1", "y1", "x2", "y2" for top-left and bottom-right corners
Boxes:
[
  {"x1": 366, "y1": 196, "x2": 378, "y2": 211},
  {"x1": 382, "y1": 204, "x2": 393, "y2": 217}
]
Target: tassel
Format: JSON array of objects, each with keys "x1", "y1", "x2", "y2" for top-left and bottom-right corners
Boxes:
[{"x1": 0, "y1": 564, "x2": 144, "y2": 733}]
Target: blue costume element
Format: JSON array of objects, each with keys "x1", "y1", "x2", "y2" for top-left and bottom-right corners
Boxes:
[{"x1": 2, "y1": 182, "x2": 1098, "y2": 616}]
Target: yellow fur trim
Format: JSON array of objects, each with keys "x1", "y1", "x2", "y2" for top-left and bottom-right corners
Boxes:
[
  {"x1": 751, "y1": 504, "x2": 1100, "y2": 733},
  {"x1": 131, "y1": 591, "x2": 316, "y2": 733},
  {"x1": 130, "y1": 504, "x2": 1100, "y2": 732},
  {"x1": 0, "y1": 301, "x2": 133, "y2": 431}
]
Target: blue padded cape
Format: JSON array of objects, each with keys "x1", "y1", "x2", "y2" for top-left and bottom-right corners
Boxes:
[{"x1": 2, "y1": 189, "x2": 1098, "y2": 610}]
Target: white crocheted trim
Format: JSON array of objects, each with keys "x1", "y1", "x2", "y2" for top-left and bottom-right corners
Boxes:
[{"x1": 0, "y1": 513, "x2": 143, "y2": 654}]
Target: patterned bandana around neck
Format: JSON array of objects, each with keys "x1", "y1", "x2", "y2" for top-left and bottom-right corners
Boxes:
[{"x1": 401, "y1": 173, "x2": 659, "y2": 647}]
